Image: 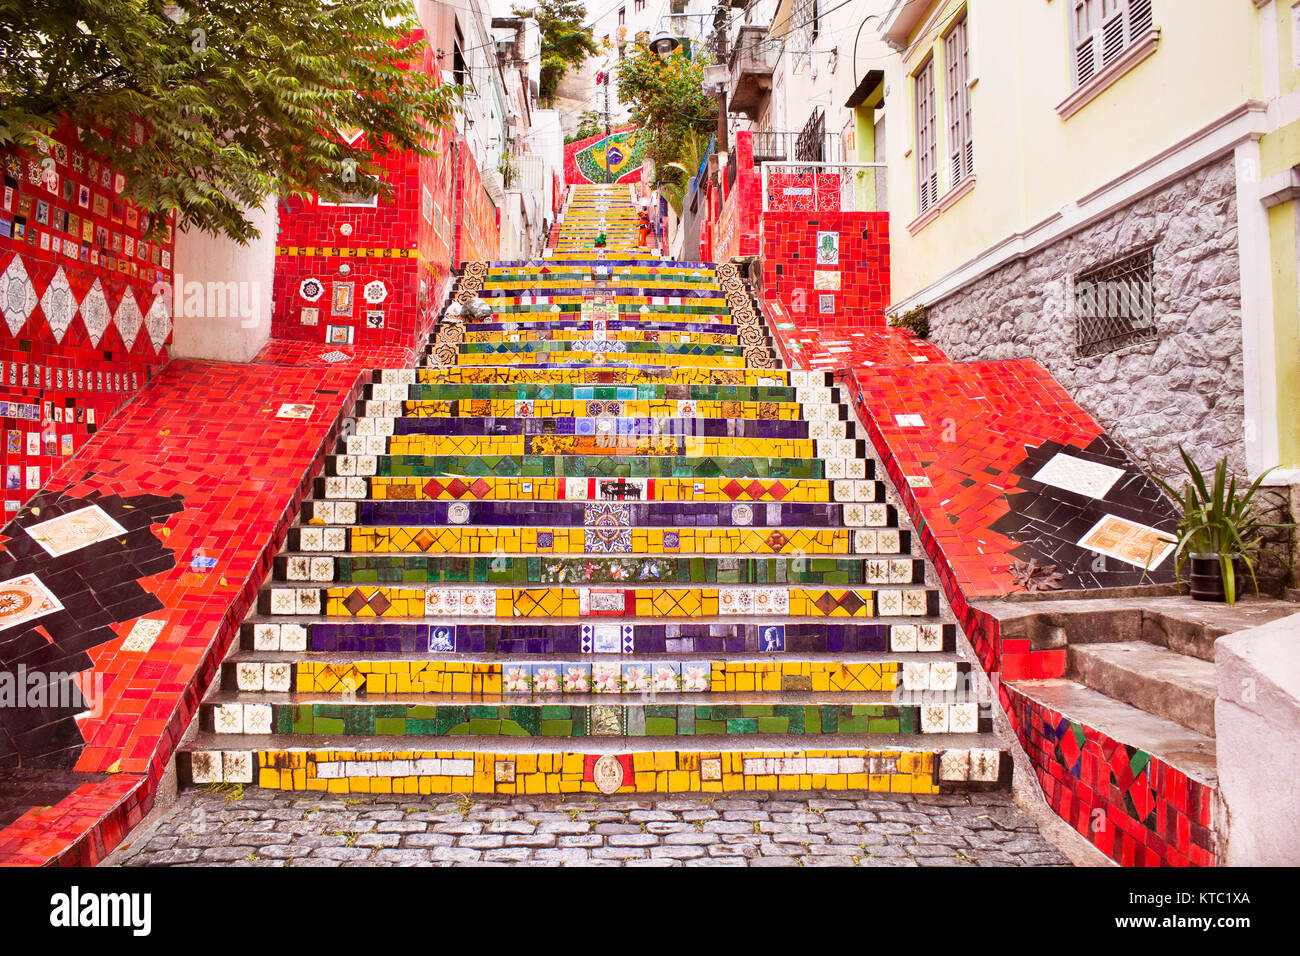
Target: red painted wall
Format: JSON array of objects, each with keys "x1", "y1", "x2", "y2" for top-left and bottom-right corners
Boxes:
[
  {"x1": 0, "y1": 120, "x2": 174, "y2": 515},
  {"x1": 454, "y1": 141, "x2": 500, "y2": 266}
]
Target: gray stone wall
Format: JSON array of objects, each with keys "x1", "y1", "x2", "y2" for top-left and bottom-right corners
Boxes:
[{"x1": 927, "y1": 155, "x2": 1243, "y2": 484}]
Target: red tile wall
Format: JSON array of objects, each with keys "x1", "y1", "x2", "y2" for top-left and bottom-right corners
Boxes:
[
  {"x1": 454, "y1": 141, "x2": 500, "y2": 266},
  {"x1": 0, "y1": 120, "x2": 174, "y2": 517},
  {"x1": 761, "y1": 210, "x2": 890, "y2": 329},
  {"x1": 711, "y1": 132, "x2": 761, "y2": 262},
  {"x1": 272, "y1": 37, "x2": 490, "y2": 351}
]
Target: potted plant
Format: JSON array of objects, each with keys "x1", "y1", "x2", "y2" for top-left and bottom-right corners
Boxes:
[{"x1": 1149, "y1": 447, "x2": 1293, "y2": 604}]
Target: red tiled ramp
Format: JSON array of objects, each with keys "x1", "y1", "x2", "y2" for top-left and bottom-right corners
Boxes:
[
  {"x1": 0, "y1": 355, "x2": 376, "y2": 865},
  {"x1": 841, "y1": 358, "x2": 1178, "y2": 600}
]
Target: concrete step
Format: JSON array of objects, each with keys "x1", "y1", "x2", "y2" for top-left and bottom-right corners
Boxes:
[
  {"x1": 1009, "y1": 678, "x2": 1217, "y2": 787},
  {"x1": 1067, "y1": 641, "x2": 1217, "y2": 737}
]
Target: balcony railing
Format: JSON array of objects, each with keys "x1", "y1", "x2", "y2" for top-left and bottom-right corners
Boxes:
[
  {"x1": 749, "y1": 130, "x2": 844, "y2": 165},
  {"x1": 760, "y1": 161, "x2": 889, "y2": 213}
]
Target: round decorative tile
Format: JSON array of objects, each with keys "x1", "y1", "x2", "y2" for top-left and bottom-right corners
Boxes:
[
  {"x1": 592, "y1": 754, "x2": 625, "y2": 794},
  {"x1": 732, "y1": 503, "x2": 754, "y2": 526},
  {"x1": 0, "y1": 588, "x2": 33, "y2": 618},
  {"x1": 447, "y1": 502, "x2": 470, "y2": 525}
]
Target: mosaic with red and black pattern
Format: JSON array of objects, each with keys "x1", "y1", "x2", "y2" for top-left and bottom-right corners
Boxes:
[
  {"x1": 0, "y1": 122, "x2": 175, "y2": 517},
  {"x1": 0, "y1": 353, "x2": 384, "y2": 865},
  {"x1": 1005, "y1": 684, "x2": 1215, "y2": 867}
]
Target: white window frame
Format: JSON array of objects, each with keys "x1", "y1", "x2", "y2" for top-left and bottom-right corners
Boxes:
[
  {"x1": 914, "y1": 57, "x2": 938, "y2": 214},
  {"x1": 944, "y1": 14, "x2": 973, "y2": 187}
]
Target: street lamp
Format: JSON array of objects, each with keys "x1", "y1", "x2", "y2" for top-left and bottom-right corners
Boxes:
[{"x1": 650, "y1": 29, "x2": 679, "y2": 57}]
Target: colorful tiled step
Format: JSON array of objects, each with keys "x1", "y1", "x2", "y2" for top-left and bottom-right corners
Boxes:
[
  {"x1": 199, "y1": 697, "x2": 995, "y2": 738},
  {"x1": 257, "y1": 583, "x2": 943, "y2": 620},
  {"x1": 179, "y1": 741, "x2": 1010, "y2": 794},
  {"x1": 282, "y1": 554, "x2": 922, "y2": 586},
  {"x1": 312, "y1": 526, "x2": 876, "y2": 555},
  {"x1": 335, "y1": 454, "x2": 854, "y2": 480},
  {"x1": 313, "y1": 500, "x2": 882, "y2": 528},
  {"x1": 239, "y1": 619, "x2": 956, "y2": 655},
  {"x1": 224, "y1": 655, "x2": 970, "y2": 694},
  {"x1": 179, "y1": 185, "x2": 1007, "y2": 799},
  {"x1": 319, "y1": 476, "x2": 878, "y2": 504}
]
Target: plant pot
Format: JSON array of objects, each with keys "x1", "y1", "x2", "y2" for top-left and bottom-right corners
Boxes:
[{"x1": 1188, "y1": 553, "x2": 1246, "y2": 603}]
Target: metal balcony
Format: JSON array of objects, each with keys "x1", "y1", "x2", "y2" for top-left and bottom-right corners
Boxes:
[{"x1": 728, "y1": 25, "x2": 777, "y2": 121}]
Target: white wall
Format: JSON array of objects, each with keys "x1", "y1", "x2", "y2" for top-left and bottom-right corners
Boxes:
[
  {"x1": 1215, "y1": 612, "x2": 1300, "y2": 865},
  {"x1": 169, "y1": 197, "x2": 276, "y2": 363}
]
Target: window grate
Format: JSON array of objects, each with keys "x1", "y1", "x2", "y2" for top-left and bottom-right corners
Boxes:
[
  {"x1": 1074, "y1": 246, "x2": 1157, "y2": 357},
  {"x1": 790, "y1": 0, "x2": 817, "y2": 71},
  {"x1": 796, "y1": 108, "x2": 826, "y2": 163}
]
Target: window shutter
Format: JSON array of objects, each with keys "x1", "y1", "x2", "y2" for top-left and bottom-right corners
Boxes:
[
  {"x1": 1076, "y1": 34, "x2": 1096, "y2": 85},
  {"x1": 1101, "y1": 8, "x2": 1126, "y2": 66},
  {"x1": 945, "y1": 18, "x2": 973, "y2": 184},
  {"x1": 915, "y1": 58, "x2": 937, "y2": 212},
  {"x1": 1128, "y1": 0, "x2": 1152, "y2": 37},
  {"x1": 1073, "y1": 0, "x2": 1153, "y2": 89}
]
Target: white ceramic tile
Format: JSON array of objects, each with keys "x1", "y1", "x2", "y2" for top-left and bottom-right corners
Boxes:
[{"x1": 1032, "y1": 451, "x2": 1124, "y2": 499}]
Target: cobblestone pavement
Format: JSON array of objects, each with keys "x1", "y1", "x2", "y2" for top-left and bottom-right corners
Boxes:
[{"x1": 110, "y1": 787, "x2": 1072, "y2": 867}]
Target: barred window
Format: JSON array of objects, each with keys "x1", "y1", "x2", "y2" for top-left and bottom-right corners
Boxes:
[{"x1": 1074, "y1": 246, "x2": 1156, "y2": 357}]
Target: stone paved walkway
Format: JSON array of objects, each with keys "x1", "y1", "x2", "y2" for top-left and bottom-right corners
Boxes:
[{"x1": 109, "y1": 787, "x2": 1072, "y2": 866}]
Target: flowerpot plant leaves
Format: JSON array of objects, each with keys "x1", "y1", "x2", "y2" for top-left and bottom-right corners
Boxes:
[{"x1": 1146, "y1": 446, "x2": 1294, "y2": 604}]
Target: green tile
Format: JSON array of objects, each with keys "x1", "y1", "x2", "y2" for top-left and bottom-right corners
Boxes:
[{"x1": 644, "y1": 717, "x2": 677, "y2": 736}]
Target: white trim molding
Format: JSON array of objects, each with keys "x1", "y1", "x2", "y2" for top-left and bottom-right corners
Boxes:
[
  {"x1": 906, "y1": 176, "x2": 975, "y2": 236},
  {"x1": 1260, "y1": 165, "x2": 1300, "y2": 207},
  {"x1": 906, "y1": 202, "x2": 942, "y2": 235},
  {"x1": 939, "y1": 174, "x2": 975, "y2": 211},
  {"x1": 1235, "y1": 139, "x2": 1281, "y2": 476},
  {"x1": 1055, "y1": 28, "x2": 1161, "y2": 120}
]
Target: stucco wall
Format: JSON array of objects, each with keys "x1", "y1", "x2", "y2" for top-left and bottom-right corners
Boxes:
[
  {"x1": 927, "y1": 156, "x2": 1244, "y2": 483},
  {"x1": 1215, "y1": 611, "x2": 1300, "y2": 865}
]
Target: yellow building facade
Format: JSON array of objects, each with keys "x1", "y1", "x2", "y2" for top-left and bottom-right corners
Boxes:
[{"x1": 878, "y1": 0, "x2": 1300, "y2": 480}]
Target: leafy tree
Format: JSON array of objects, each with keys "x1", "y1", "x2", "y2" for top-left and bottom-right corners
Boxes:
[
  {"x1": 656, "y1": 128, "x2": 710, "y2": 215},
  {"x1": 0, "y1": 0, "x2": 457, "y2": 242},
  {"x1": 616, "y1": 42, "x2": 715, "y2": 181},
  {"x1": 515, "y1": 0, "x2": 599, "y2": 108},
  {"x1": 564, "y1": 109, "x2": 604, "y2": 143}
]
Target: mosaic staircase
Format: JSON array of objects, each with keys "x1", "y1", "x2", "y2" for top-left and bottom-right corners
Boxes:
[
  {"x1": 176, "y1": 186, "x2": 1011, "y2": 798},
  {"x1": 551, "y1": 184, "x2": 658, "y2": 260}
]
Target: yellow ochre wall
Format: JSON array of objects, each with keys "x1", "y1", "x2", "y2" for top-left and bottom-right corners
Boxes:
[{"x1": 886, "y1": 0, "x2": 1262, "y2": 299}]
